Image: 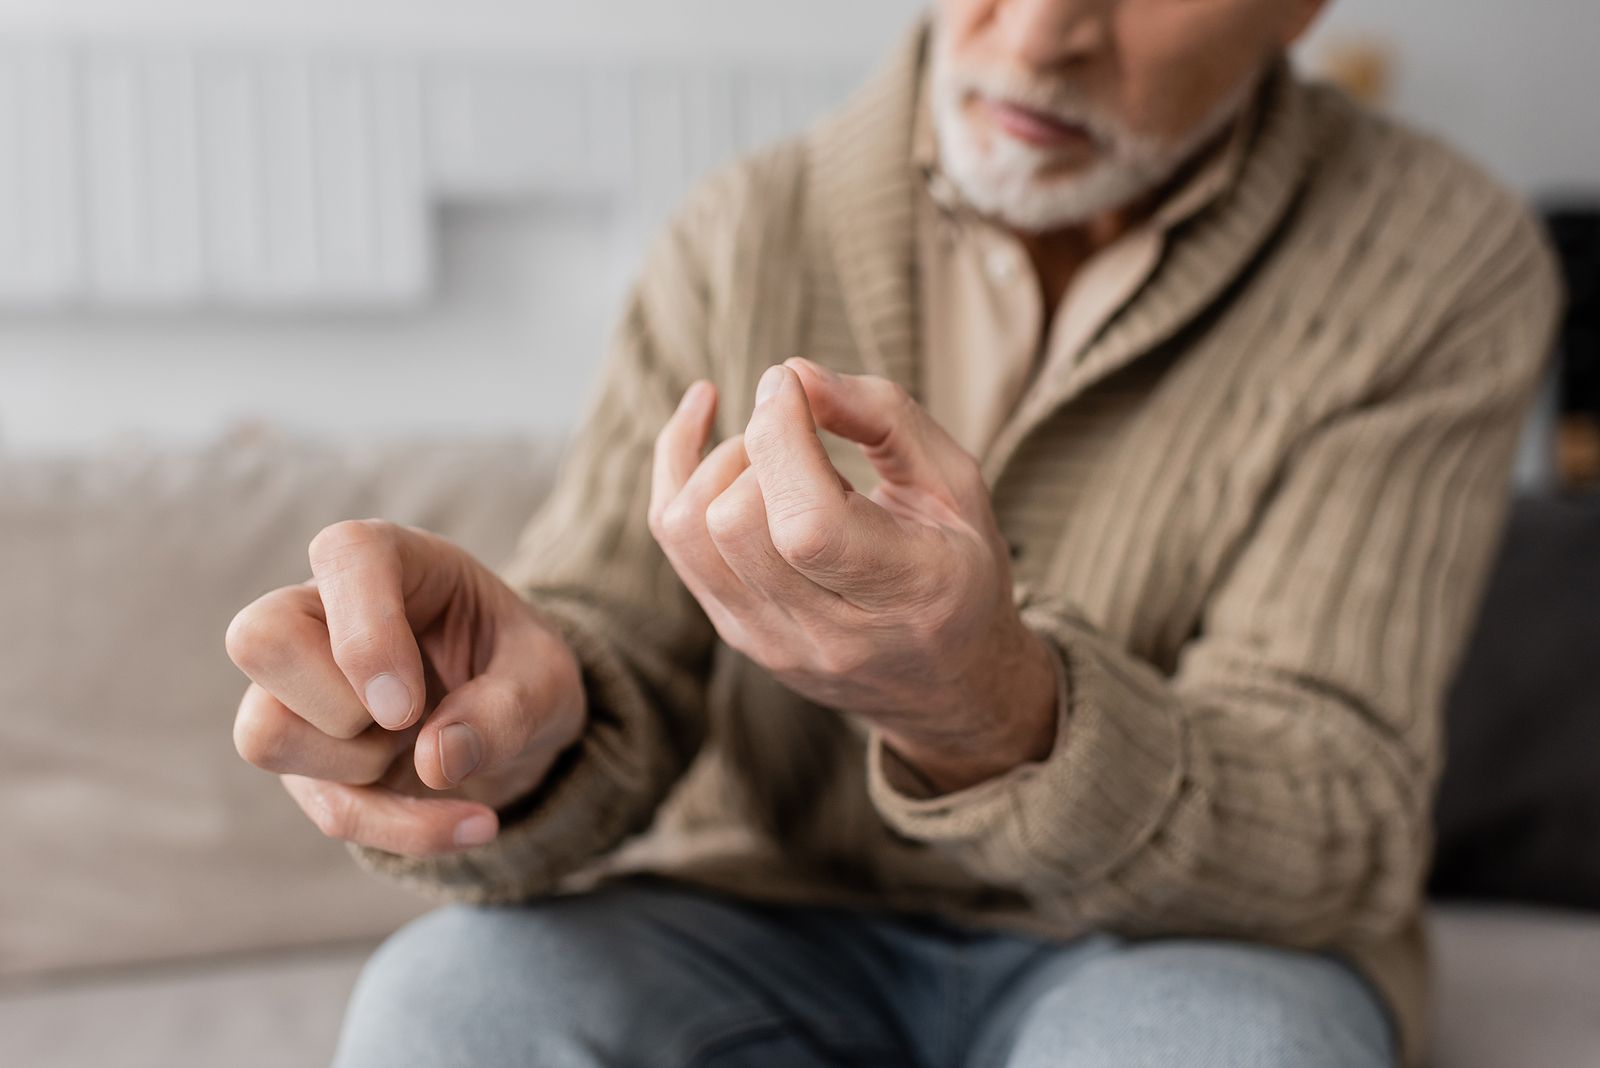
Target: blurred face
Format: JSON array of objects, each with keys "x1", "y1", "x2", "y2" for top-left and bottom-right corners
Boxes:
[{"x1": 932, "y1": 0, "x2": 1323, "y2": 232}]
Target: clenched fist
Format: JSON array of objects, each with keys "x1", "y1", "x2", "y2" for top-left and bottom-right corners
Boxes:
[{"x1": 225, "y1": 520, "x2": 586, "y2": 857}]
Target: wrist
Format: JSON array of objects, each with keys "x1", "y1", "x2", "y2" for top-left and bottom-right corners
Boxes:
[{"x1": 882, "y1": 626, "x2": 1058, "y2": 795}]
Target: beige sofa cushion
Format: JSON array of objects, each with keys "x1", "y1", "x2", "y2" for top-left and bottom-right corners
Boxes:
[{"x1": 0, "y1": 427, "x2": 564, "y2": 980}]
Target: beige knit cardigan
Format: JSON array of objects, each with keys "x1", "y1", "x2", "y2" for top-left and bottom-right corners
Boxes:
[{"x1": 355, "y1": 23, "x2": 1563, "y2": 1065}]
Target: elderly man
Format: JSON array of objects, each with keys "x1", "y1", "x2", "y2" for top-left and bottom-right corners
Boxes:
[{"x1": 226, "y1": 1, "x2": 1560, "y2": 1065}]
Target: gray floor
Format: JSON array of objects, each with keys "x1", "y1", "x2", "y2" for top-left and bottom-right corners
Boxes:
[{"x1": 3, "y1": 905, "x2": 1598, "y2": 1067}]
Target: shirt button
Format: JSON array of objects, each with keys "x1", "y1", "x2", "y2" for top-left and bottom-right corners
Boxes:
[
  {"x1": 927, "y1": 173, "x2": 961, "y2": 209},
  {"x1": 985, "y1": 247, "x2": 1018, "y2": 284}
]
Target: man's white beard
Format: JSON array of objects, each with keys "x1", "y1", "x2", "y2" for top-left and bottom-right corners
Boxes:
[{"x1": 930, "y1": 38, "x2": 1260, "y2": 234}]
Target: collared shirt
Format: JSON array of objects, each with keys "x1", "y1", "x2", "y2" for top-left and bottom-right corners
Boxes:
[{"x1": 911, "y1": 64, "x2": 1257, "y2": 458}]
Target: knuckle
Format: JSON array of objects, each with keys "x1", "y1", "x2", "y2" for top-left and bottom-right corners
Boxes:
[
  {"x1": 233, "y1": 704, "x2": 286, "y2": 771},
  {"x1": 304, "y1": 784, "x2": 353, "y2": 841},
  {"x1": 224, "y1": 597, "x2": 294, "y2": 676},
  {"x1": 308, "y1": 518, "x2": 389, "y2": 570},
  {"x1": 703, "y1": 495, "x2": 749, "y2": 545},
  {"x1": 658, "y1": 498, "x2": 702, "y2": 544},
  {"x1": 770, "y1": 512, "x2": 839, "y2": 569},
  {"x1": 223, "y1": 605, "x2": 264, "y2": 671},
  {"x1": 867, "y1": 376, "x2": 911, "y2": 413},
  {"x1": 814, "y1": 642, "x2": 869, "y2": 679},
  {"x1": 952, "y1": 454, "x2": 985, "y2": 496},
  {"x1": 755, "y1": 646, "x2": 801, "y2": 676},
  {"x1": 345, "y1": 748, "x2": 395, "y2": 787}
]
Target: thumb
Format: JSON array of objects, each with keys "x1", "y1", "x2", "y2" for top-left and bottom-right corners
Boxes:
[
  {"x1": 412, "y1": 626, "x2": 585, "y2": 792},
  {"x1": 784, "y1": 357, "x2": 964, "y2": 497}
]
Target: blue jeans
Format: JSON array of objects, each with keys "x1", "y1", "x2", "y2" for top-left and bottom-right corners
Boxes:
[{"x1": 333, "y1": 875, "x2": 1395, "y2": 1067}]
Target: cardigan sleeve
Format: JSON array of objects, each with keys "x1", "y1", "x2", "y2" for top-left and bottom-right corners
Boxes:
[
  {"x1": 865, "y1": 207, "x2": 1565, "y2": 946},
  {"x1": 348, "y1": 178, "x2": 730, "y2": 904}
]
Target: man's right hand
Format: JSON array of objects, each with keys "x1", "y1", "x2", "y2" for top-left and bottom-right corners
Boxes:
[{"x1": 225, "y1": 519, "x2": 587, "y2": 857}]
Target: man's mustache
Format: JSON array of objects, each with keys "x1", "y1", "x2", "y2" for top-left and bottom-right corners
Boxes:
[{"x1": 941, "y1": 65, "x2": 1122, "y2": 149}]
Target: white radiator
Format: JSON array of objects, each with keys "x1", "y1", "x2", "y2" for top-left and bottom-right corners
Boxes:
[{"x1": 0, "y1": 38, "x2": 857, "y2": 310}]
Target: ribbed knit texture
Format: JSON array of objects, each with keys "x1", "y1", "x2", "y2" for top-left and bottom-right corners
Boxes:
[{"x1": 352, "y1": 22, "x2": 1563, "y2": 1066}]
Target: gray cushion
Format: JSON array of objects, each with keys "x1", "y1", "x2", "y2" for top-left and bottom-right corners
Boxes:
[
  {"x1": 0, "y1": 428, "x2": 563, "y2": 979},
  {"x1": 1429, "y1": 904, "x2": 1600, "y2": 1067}
]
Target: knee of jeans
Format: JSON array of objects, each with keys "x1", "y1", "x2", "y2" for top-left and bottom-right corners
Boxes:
[
  {"x1": 1004, "y1": 942, "x2": 1393, "y2": 1068},
  {"x1": 334, "y1": 904, "x2": 589, "y2": 1067},
  {"x1": 362, "y1": 904, "x2": 497, "y2": 980}
]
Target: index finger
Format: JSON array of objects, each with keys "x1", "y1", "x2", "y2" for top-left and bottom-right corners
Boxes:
[
  {"x1": 648, "y1": 380, "x2": 717, "y2": 529},
  {"x1": 306, "y1": 519, "x2": 457, "y2": 732},
  {"x1": 743, "y1": 365, "x2": 866, "y2": 576},
  {"x1": 744, "y1": 365, "x2": 934, "y2": 589}
]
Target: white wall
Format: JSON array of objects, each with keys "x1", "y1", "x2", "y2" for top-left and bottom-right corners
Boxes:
[
  {"x1": 6, "y1": 0, "x2": 1589, "y2": 183},
  {"x1": 0, "y1": 0, "x2": 1592, "y2": 455},
  {"x1": 0, "y1": 0, "x2": 927, "y2": 61},
  {"x1": 1302, "y1": 0, "x2": 1600, "y2": 194},
  {"x1": 0, "y1": 1, "x2": 926, "y2": 454},
  {"x1": 0, "y1": 201, "x2": 620, "y2": 450}
]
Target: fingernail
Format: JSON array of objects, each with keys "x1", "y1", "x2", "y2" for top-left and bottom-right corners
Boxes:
[
  {"x1": 453, "y1": 814, "x2": 497, "y2": 848},
  {"x1": 438, "y1": 722, "x2": 483, "y2": 785},
  {"x1": 364, "y1": 673, "x2": 413, "y2": 730},
  {"x1": 755, "y1": 365, "x2": 785, "y2": 405}
]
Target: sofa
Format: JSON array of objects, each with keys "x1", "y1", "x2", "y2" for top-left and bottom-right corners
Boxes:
[{"x1": 2, "y1": 427, "x2": 1596, "y2": 1066}]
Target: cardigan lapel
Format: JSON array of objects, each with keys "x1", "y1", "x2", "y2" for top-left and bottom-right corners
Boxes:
[
  {"x1": 803, "y1": 24, "x2": 1317, "y2": 490},
  {"x1": 978, "y1": 62, "x2": 1317, "y2": 484},
  {"x1": 804, "y1": 20, "x2": 929, "y2": 401}
]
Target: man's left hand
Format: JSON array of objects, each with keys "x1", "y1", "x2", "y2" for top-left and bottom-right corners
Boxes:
[{"x1": 647, "y1": 357, "x2": 1058, "y2": 794}]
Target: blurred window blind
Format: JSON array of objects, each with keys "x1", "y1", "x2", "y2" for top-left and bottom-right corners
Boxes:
[{"x1": 0, "y1": 38, "x2": 855, "y2": 311}]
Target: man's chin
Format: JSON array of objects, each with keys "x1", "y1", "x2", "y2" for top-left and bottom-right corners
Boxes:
[
  {"x1": 940, "y1": 120, "x2": 1163, "y2": 232},
  {"x1": 949, "y1": 166, "x2": 1152, "y2": 234}
]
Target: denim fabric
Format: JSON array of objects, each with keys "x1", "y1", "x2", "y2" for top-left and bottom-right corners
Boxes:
[{"x1": 333, "y1": 875, "x2": 1394, "y2": 1068}]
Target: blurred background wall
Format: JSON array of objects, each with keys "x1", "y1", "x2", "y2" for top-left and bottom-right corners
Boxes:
[
  {"x1": 4, "y1": 6, "x2": 1597, "y2": 1066},
  {"x1": 0, "y1": 0, "x2": 1594, "y2": 456}
]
